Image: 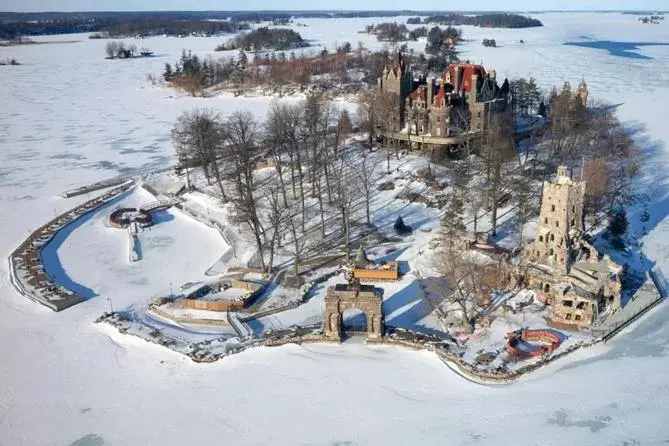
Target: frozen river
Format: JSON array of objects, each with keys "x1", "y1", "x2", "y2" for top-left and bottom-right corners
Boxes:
[{"x1": 1, "y1": 12, "x2": 669, "y2": 445}]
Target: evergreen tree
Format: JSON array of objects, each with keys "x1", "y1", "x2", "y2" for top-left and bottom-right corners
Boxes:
[
  {"x1": 394, "y1": 216, "x2": 412, "y2": 235},
  {"x1": 609, "y1": 207, "x2": 628, "y2": 250},
  {"x1": 442, "y1": 196, "x2": 466, "y2": 253},
  {"x1": 163, "y1": 62, "x2": 173, "y2": 81},
  {"x1": 609, "y1": 207, "x2": 628, "y2": 237},
  {"x1": 338, "y1": 109, "x2": 353, "y2": 134}
]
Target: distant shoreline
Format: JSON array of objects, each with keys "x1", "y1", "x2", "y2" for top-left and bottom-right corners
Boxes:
[{"x1": 0, "y1": 39, "x2": 80, "y2": 46}]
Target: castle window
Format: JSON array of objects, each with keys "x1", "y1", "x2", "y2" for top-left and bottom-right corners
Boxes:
[
  {"x1": 571, "y1": 218, "x2": 575, "y2": 227},
  {"x1": 549, "y1": 248, "x2": 554, "y2": 256},
  {"x1": 562, "y1": 300, "x2": 573, "y2": 307},
  {"x1": 566, "y1": 313, "x2": 572, "y2": 320},
  {"x1": 538, "y1": 236, "x2": 543, "y2": 242},
  {"x1": 544, "y1": 284, "x2": 550, "y2": 293},
  {"x1": 544, "y1": 217, "x2": 548, "y2": 224},
  {"x1": 555, "y1": 221, "x2": 559, "y2": 228},
  {"x1": 550, "y1": 234, "x2": 555, "y2": 242},
  {"x1": 575, "y1": 315, "x2": 582, "y2": 321},
  {"x1": 572, "y1": 205, "x2": 575, "y2": 213},
  {"x1": 551, "y1": 205, "x2": 555, "y2": 212},
  {"x1": 576, "y1": 301, "x2": 587, "y2": 309}
]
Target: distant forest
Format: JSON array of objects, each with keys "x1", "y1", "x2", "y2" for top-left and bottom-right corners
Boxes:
[
  {"x1": 0, "y1": 10, "x2": 544, "y2": 39},
  {"x1": 409, "y1": 13, "x2": 543, "y2": 28},
  {"x1": 215, "y1": 28, "x2": 308, "y2": 52},
  {"x1": 91, "y1": 20, "x2": 250, "y2": 38}
]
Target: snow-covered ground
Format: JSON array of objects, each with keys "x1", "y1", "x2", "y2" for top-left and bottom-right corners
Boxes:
[
  {"x1": 42, "y1": 186, "x2": 228, "y2": 308},
  {"x1": 2, "y1": 12, "x2": 669, "y2": 445}
]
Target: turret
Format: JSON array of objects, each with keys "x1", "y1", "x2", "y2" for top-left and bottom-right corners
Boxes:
[
  {"x1": 427, "y1": 76, "x2": 434, "y2": 107},
  {"x1": 578, "y1": 78, "x2": 588, "y2": 108},
  {"x1": 453, "y1": 66, "x2": 461, "y2": 93}
]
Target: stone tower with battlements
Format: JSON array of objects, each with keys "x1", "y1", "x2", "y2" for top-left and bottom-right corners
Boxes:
[{"x1": 527, "y1": 165, "x2": 586, "y2": 274}]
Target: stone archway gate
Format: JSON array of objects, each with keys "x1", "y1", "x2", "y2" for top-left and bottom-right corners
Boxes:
[{"x1": 323, "y1": 283, "x2": 383, "y2": 341}]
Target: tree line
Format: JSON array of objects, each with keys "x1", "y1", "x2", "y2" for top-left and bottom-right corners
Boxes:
[
  {"x1": 1, "y1": 14, "x2": 249, "y2": 40},
  {"x1": 215, "y1": 28, "x2": 308, "y2": 52},
  {"x1": 416, "y1": 13, "x2": 543, "y2": 28},
  {"x1": 91, "y1": 19, "x2": 248, "y2": 39},
  {"x1": 163, "y1": 45, "x2": 399, "y2": 96}
]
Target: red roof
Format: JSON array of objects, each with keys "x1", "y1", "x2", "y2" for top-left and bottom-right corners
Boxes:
[
  {"x1": 409, "y1": 85, "x2": 427, "y2": 102},
  {"x1": 432, "y1": 82, "x2": 447, "y2": 108},
  {"x1": 444, "y1": 63, "x2": 487, "y2": 93}
]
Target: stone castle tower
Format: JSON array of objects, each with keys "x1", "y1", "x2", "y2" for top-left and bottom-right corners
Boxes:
[
  {"x1": 378, "y1": 52, "x2": 411, "y2": 129},
  {"x1": 527, "y1": 165, "x2": 586, "y2": 274},
  {"x1": 578, "y1": 78, "x2": 588, "y2": 108}
]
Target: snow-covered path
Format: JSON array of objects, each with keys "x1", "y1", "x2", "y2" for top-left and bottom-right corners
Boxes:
[{"x1": 1, "y1": 13, "x2": 669, "y2": 445}]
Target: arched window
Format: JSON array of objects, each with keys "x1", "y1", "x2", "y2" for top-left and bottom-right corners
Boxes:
[
  {"x1": 544, "y1": 283, "x2": 550, "y2": 293},
  {"x1": 571, "y1": 218, "x2": 575, "y2": 227},
  {"x1": 555, "y1": 220, "x2": 559, "y2": 227},
  {"x1": 550, "y1": 234, "x2": 555, "y2": 241},
  {"x1": 544, "y1": 217, "x2": 548, "y2": 224},
  {"x1": 551, "y1": 204, "x2": 555, "y2": 211}
]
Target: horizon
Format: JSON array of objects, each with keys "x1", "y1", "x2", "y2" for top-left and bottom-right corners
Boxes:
[{"x1": 1, "y1": 8, "x2": 668, "y2": 14}]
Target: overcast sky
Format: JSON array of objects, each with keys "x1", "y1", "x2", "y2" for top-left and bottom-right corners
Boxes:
[{"x1": 2, "y1": 1, "x2": 668, "y2": 12}]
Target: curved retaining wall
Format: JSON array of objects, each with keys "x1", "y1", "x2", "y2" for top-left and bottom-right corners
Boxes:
[{"x1": 9, "y1": 183, "x2": 135, "y2": 311}]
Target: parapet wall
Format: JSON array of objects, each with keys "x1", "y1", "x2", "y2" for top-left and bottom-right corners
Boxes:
[
  {"x1": 178, "y1": 298, "x2": 246, "y2": 312},
  {"x1": 9, "y1": 182, "x2": 135, "y2": 311}
]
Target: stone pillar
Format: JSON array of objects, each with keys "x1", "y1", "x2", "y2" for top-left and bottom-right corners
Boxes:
[{"x1": 324, "y1": 312, "x2": 341, "y2": 340}]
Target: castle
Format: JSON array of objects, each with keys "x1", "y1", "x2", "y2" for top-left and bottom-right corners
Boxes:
[
  {"x1": 378, "y1": 53, "x2": 510, "y2": 153},
  {"x1": 524, "y1": 166, "x2": 622, "y2": 328}
]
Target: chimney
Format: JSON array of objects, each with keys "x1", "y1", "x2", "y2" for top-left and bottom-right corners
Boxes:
[
  {"x1": 453, "y1": 67, "x2": 461, "y2": 93},
  {"x1": 427, "y1": 77, "x2": 434, "y2": 107}
]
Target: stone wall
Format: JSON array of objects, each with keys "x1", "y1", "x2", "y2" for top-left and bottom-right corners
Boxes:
[
  {"x1": 177, "y1": 279, "x2": 264, "y2": 312},
  {"x1": 177, "y1": 298, "x2": 245, "y2": 312}
]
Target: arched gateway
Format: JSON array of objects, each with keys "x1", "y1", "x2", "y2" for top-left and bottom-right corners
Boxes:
[{"x1": 323, "y1": 277, "x2": 384, "y2": 341}]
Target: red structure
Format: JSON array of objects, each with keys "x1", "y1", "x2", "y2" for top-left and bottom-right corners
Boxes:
[
  {"x1": 444, "y1": 63, "x2": 487, "y2": 94},
  {"x1": 505, "y1": 329, "x2": 562, "y2": 359}
]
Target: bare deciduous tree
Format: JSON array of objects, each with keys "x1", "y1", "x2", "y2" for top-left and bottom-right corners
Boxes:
[
  {"x1": 352, "y1": 151, "x2": 380, "y2": 225},
  {"x1": 171, "y1": 109, "x2": 228, "y2": 200},
  {"x1": 224, "y1": 110, "x2": 267, "y2": 271}
]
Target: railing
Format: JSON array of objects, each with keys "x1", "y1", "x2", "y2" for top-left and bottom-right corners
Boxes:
[
  {"x1": 226, "y1": 311, "x2": 250, "y2": 338},
  {"x1": 142, "y1": 197, "x2": 181, "y2": 212}
]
